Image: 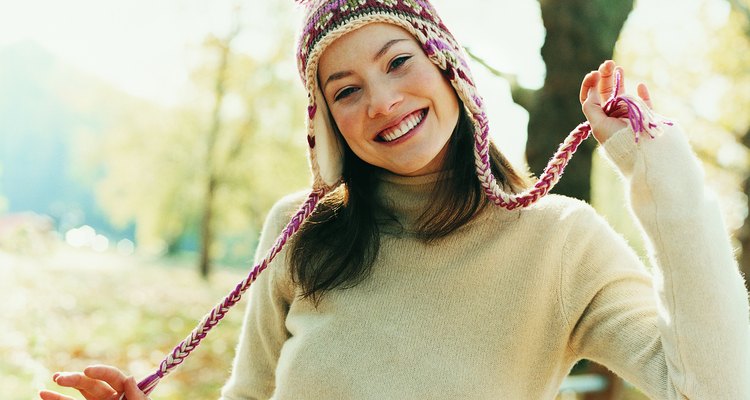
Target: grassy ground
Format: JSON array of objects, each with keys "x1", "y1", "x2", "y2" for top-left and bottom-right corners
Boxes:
[
  {"x1": 1, "y1": 246, "x2": 247, "y2": 400},
  {"x1": 1, "y1": 245, "x2": 649, "y2": 400}
]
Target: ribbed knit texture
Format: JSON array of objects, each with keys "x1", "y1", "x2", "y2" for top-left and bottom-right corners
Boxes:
[{"x1": 220, "y1": 124, "x2": 750, "y2": 399}]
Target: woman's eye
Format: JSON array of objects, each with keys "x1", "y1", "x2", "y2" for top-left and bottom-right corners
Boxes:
[
  {"x1": 388, "y1": 55, "x2": 412, "y2": 72},
  {"x1": 334, "y1": 87, "x2": 359, "y2": 101}
]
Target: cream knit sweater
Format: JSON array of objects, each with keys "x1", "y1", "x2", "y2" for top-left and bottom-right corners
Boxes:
[{"x1": 220, "y1": 124, "x2": 750, "y2": 399}]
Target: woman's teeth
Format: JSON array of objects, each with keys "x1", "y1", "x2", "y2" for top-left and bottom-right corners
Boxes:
[{"x1": 380, "y1": 110, "x2": 425, "y2": 142}]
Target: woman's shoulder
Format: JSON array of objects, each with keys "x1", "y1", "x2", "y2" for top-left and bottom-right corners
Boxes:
[
  {"x1": 257, "y1": 190, "x2": 315, "y2": 240},
  {"x1": 482, "y1": 193, "x2": 605, "y2": 231},
  {"x1": 268, "y1": 190, "x2": 314, "y2": 219},
  {"x1": 529, "y1": 194, "x2": 598, "y2": 219}
]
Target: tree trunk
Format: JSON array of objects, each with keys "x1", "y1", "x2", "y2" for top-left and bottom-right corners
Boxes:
[
  {"x1": 527, "y1": 0, "x2": 634, "y2": 201},
  {"x1": 200, "y1": 176, "x2": 217, "y2": 278},
  {"x1": 198, "y1": 28, "x2": 238, "y2": 279},
  {"x1": 737, "y1": 128, "x2": 750, "y2": 293}
]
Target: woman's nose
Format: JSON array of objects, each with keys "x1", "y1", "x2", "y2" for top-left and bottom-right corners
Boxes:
[{"x1": 367, "y1": 83, "x2": 403, "y2": 118}]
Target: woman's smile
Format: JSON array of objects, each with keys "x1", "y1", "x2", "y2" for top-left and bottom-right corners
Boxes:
[{"x1": 376, "y1": 108, "x2": 427, "y2": 143}]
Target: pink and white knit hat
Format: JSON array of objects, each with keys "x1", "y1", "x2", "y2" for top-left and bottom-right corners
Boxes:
[
  {"x1": 297, "y1": 0, "x2": 474, "y2": 191},
  {"x1": 295, "y1": 0, "x2": 628, "y2": 208},
  {"x1": 123, "y1": 1, "x2": 669, "y2": 397}
]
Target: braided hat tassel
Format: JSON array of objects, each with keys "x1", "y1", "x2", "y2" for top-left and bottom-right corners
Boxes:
[
  {"x1": 472, "y1": 71, "x2": 671, "y2": 210},
  {"x1": 120, "y1": 189, "x2": 325, "y2": 399}
]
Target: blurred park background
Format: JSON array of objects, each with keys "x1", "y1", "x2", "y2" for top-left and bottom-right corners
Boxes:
[{"x1": 1, "y1": 0, "x2": 749, "y2": 399}]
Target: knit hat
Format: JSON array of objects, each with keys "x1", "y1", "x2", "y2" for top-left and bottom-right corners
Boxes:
[
  {"x1": 297, "y1": 0, "x2": 474, "y2": 190},
  {"x1": 295, "y1": 0, "x2": 597, "y2": 209},
  {"x1": 127, "y1": 1, "x2": 669, "y2": 396}
]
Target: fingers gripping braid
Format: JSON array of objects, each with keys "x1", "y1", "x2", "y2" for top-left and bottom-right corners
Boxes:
[
  {"x1": 470, "y1": 89, "x2": 669, "y2": 210},
  {"x1": 120, "y1": 190, "x2": 325, "y2": 399}
]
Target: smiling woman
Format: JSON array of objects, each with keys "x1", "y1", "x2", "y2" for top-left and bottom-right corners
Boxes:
[{"x1": 41, "y1": 0, "x2": 750, "y2": 399}]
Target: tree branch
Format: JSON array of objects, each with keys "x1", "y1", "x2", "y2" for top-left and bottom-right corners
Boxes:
[{"x1": 463, "y1": 46, "x2": 538, "y2": 112}]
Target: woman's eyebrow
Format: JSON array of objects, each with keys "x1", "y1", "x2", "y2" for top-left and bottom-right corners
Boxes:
[
  {"x1": 323, "y1": 71, "x2": 352, "y2": 91},
  {"x1": 323, "y1": 38, "x2": 408, "y2": 91},
  {"x1": 373, "y1": 38, "x2": 408, "y2": 61}
]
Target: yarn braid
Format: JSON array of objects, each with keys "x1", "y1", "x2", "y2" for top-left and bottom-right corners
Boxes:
[
  {"x1": 121, "y1": 189, "x2": 325, "y2": 399},
  {"x1": 469, "y1": 72, "x2": 670, "y2": 210}
]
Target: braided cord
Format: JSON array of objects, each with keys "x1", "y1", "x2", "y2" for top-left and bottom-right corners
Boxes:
[
  {"x1": 472, "y1": 91, "x2": 668, "y2": 210},
  {"x1": 121, "y1": 189, "x2": 325, "y2": 399},
  {"x1": 477, "y1": 120, "x2": 592, "y2": 210}
]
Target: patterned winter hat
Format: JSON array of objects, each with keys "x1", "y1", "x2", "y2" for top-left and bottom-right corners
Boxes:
[
  {"x1": 295, "y1": 0, "x2": 592, "y2": 209},
  {"x1": 297, "y1": 0, "x2": 470, "y2": 190}
]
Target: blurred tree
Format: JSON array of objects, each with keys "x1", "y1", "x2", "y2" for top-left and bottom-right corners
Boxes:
[
  {"x1": 493, "y1": 0, "x2": 632, "y2": 201},
  {"x1": 471, "y1": 0, "x2": 633, "y2": 200},
  {"x1": 93, "y1": 101, "x2": 207, "y2": 255},
  {"x1": 195, "y1": 5, "x2": 310, "y2": 277},
  {"x1": 529, "y1": 0, "x2": 635, "y2": 200},
  {"x1": 93, "y1": 3, "x2": 309, "y2": 274},
  {"x1": 722, "y1": 0, "x2": 750, "y2": 291},
  {"x1": 198, "y1": 15, "x2": 240, "y2": 279}
]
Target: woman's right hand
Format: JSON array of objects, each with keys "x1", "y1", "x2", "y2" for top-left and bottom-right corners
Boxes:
[{"x1": 39, "y1": 365, "x2": 148, "y2": 400}]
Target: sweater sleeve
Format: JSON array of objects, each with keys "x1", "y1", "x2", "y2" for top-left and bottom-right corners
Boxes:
[
  {"x1": 219, "y1": 194, "x2": 302, "y2": 400},
  {"x1": 562, "y1": 123, "x2": 750, "y2": 399}
]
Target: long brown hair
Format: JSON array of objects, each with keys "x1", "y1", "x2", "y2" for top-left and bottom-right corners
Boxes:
[{"x1": 289, "y1": 107, "x2": 530, "y2": 303}]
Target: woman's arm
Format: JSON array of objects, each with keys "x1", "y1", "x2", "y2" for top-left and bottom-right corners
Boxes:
[{"x1": 565, "y1": 61, "x2": 750, "y2": 398}]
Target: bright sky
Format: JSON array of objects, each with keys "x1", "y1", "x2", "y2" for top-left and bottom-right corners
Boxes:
[
  {"x1": 0, "y1": 0, "x2": 731, "y2": 167},
  {"x1": 0, "y1": 1, "x2": 546, "y2": 100},
  {"x1": 0, "y1": 0, "x2": 545, "y2": 166}
]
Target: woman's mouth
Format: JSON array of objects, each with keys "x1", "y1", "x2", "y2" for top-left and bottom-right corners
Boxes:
[{"x1": 377, "y1": 109, "x2": 427, "y2": 142}]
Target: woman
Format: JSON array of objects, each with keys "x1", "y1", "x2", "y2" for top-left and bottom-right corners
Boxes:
[{"x1": 41, "y1": 1, "x2": 750, "y2": 399}]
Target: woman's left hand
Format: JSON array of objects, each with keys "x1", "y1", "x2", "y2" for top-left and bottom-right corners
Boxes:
[
  {"x1": 579, "y1": 60, "x2": 655, "y2": 144},
  {"x1": 38, "y1": 365, "x2": 149, "y2": 400}
]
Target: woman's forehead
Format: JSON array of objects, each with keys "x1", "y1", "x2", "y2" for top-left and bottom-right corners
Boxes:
[{"x1": 319, "y1": 23, "x2": 417, "y2": 71}]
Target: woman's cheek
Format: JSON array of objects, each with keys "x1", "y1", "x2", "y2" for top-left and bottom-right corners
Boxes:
[
  {"x1": 410, "y1": 64, "x2": 439, "y2": 88},
  {"x1": 333, "y1": 111, "x2": 363, "y2": 146}
]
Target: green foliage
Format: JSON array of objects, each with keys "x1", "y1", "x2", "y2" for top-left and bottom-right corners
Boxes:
[
  {"x1": 92, "y1": 104, "x2": 207, "y2": 254},
  {"x1": 713, "y1": 0, "x2": 750, "y2": 135},
  {"x1": 91, "y1": 24, "x2": 309, "y2": 261}
]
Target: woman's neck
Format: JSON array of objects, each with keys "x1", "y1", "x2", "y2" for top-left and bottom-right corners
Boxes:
[{"x1": 373, "y1": 170, "x2": 451, "y2": 233}]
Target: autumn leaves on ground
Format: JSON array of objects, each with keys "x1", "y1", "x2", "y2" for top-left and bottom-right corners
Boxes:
[{"x1": 0, "y1": 247, "x2": 247, "y2": 400}]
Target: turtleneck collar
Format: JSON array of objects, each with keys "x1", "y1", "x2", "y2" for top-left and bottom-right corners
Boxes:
[{"x1": 373, "y1": 170, "x2": 453, "y2": 233}]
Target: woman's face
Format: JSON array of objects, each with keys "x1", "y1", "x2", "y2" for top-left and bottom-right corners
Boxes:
[{"x1": 318, "y1": 23, "x2": 460, "y2": 176}]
